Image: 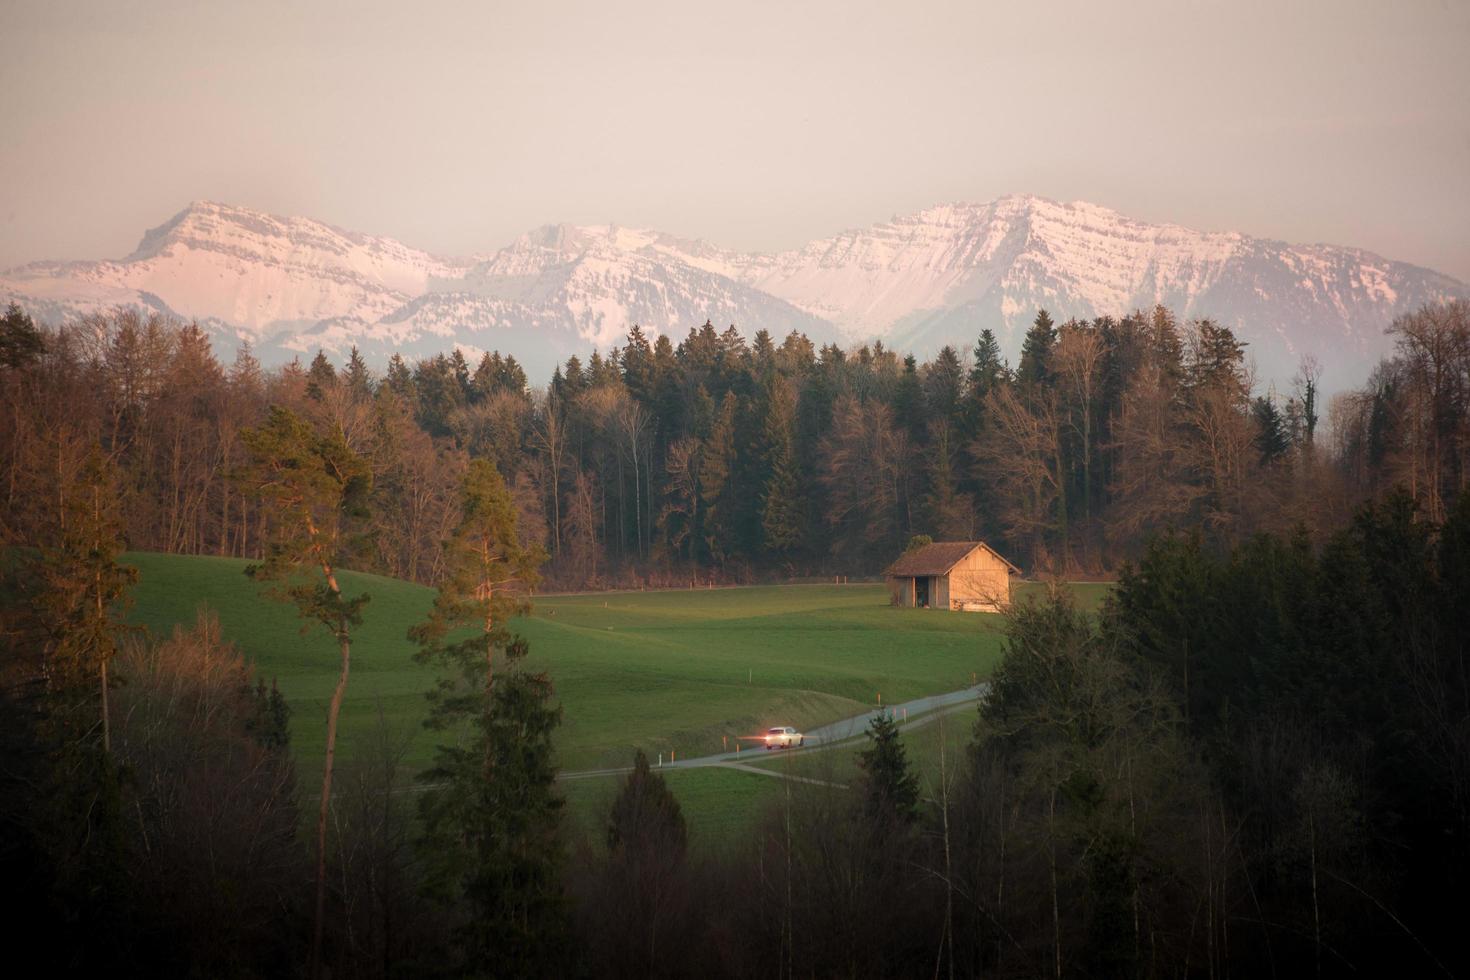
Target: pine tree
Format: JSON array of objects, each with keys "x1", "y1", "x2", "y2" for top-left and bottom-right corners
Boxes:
[
  {"x1": 893, "y1": 354, "x2": 924, "y2": 440},
  {"x1": 699, "y1": 393, "x2": 737, "y2": 563},
  {"x1": 621, "y1": 325, "x2": 655, "y2": 403},
  {"x1": 1017, "y1": 309, "x2": 1057, "y2": 390},
  {"x1": 238, "y1": 406, "x2": 371, "y2": 978},
  {"x1": 1187, "y1": 319, "x2": 1249, "y2": 400},
  {"x1": 305, "y1": 349, "x2": 337, "y2": 402},
  {"x1": 385, "y1": 353, "x2": 416, "y2": 403},
  {"x1": 858, "y1": 711, "x2": 920, "y2": 827},
  {"x1": 607, "y1": 748, "x2": 687, "y2": 853},
  {"x1": 970, "y1": 328, "x2": 1006, "y2": 398},
  {"x1": 229, "y1": 341, "x2": 264, "y2": 395},
  {"x1": 924, "y1": 345, "x2": 966, "y2": 425},
  {"x1": 562, "y1": 355, "x2": 588, "y2": 397},
  {"x1": 0, "y1": 302, "x2": 45, "y2": 368},
  {"x1": 965, "y1": 328, "x2": 1005, "y2": 429},
  {"x1": 1252, "y1": 395, "x2": 1290, "y2": 464},
  {"x1": 343, "y1": 345, "x2": 373, "y2": 400},
  {"x1": 411, "y1": 459, "x2": 563, "y2": 976},
  {"x1": 760, "y1": 380, "x2": 806, "y2": 557}
]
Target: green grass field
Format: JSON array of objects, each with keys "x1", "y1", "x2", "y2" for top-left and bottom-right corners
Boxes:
[{"x1": 121, "y1": 552, "x2": 1107, "y2": 843}]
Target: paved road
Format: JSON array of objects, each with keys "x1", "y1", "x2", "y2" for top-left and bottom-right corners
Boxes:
[{"x1": 559, "y1": 682, "x2": 989, "y2": 783}]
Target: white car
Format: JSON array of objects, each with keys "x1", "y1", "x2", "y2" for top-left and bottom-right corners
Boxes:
[{"x1": 764, "y1": 726, "x2": 805, "y2": 749}]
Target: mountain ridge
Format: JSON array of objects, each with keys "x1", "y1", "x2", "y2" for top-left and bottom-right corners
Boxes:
[{"x1": 3, "y1": 195, "x2": 1464, "y2": 386}]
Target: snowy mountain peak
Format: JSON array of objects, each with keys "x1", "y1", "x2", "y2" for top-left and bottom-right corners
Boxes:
[{"x1": 2, "y1": 196, "x2": 1465, "y2": 386}]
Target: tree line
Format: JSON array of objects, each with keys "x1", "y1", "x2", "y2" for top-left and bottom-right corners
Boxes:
[{"x1": 2, "y1": 299, "x2": 1467, "y2": 583}]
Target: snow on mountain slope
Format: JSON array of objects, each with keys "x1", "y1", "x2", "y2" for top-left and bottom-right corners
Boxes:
[
  {"x1": 445, "y1": 223, "x2": 836, "y2": 350},
  {"x1": 2, "y1": 195, "x2": 1465, "y2": 386},
  {"x1": 728, "y1": 194, "x2": 1465, "y2": 383},
  {"x1": 1, "y1": 201, "x2": 472, "y2": 338}
]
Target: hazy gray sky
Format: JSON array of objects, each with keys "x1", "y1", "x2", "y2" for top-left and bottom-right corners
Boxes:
[{"x1": 2, "y1": 0, "x2": 1467, "y2": 278}]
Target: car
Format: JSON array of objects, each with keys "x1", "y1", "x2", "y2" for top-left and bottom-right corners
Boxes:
[{"x1": 763, "y1": 726, "x2": 805, "y2": 749}]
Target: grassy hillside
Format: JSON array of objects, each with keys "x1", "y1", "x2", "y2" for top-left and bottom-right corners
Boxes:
[{"x1": 122, "y1": 552, "x2": 1107, "y2": 842}]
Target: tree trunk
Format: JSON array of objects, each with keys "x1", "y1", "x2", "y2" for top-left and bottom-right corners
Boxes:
[
  {"x1": 310, "y1": 627, "x2": 352, "y2": 980},
  {"x1": 99, "y1": 658, "x2": 110, "y2": 754}
]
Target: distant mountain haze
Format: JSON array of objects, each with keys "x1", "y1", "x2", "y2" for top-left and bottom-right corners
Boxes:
[{"x1": 4, "y1": 195, "x2": 1464, "y2": 388}]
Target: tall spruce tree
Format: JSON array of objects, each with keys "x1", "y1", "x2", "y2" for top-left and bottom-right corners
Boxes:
[
  {"x1": 411, "y1": 459, "x2": 564, "y2": 976},
  {"x1": 342, "y1": 346, "x2": 373, "y2": 399},
  {"x1": 305, "y1": 349, "x2": 337, "y2": 402},
  {"x1": 760, "y1": 379, "x2": 806, "y2": 557},
  {"x1": 858, "y1": 711, "x2": 920, "y2": 828},
  {"x1": 699, "y1": 393, "x2": 737, "y2": 563},
  {"x1": 0, "y1": 302, "x2": 45, "y2": 369},
  {"x1": 1017, "y1": 309, "x2": 1058, "y2": 390}
]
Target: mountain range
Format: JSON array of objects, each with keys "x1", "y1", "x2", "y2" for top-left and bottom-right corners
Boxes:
[{"x1": 4, "y1": 194, "x2": 1465, "y2": 388}]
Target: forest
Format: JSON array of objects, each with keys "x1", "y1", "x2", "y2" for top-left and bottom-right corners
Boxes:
[
  {"x1": 1, "y1": 301, "x2": 1467, "y2": 585},
  {"x1": 0, "y1": 298, "x2": 1467, "y2": 978}
]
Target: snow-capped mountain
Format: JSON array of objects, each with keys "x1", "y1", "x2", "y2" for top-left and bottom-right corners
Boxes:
[
  {"x1": 1, "y1": 201, "x2": 473, "y2": 337},
  {"x1": 734, "y1": 196, "x2": 1463, "y2": 385},
  {"x1": 3, "y1": 196, "x2": 1464, "y2": 386}
]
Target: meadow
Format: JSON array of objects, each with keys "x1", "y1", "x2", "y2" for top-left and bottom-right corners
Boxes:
[{"x1": 122, "y1": 552, "x2": 1107, "y2": 843}]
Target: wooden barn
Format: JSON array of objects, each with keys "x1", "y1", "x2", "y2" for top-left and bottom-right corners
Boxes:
[{"x1": 885, "y1": 541, "x2": 1020, "y2": 612}]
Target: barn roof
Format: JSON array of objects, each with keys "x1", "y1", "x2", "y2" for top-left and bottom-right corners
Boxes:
[{"x1": 886, "y1": 541, "x2": 1021, "y2": 577}]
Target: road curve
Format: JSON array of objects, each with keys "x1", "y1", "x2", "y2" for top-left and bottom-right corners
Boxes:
[{"x1": 559, "y1": 683, "x2": 989, "y2": 782}]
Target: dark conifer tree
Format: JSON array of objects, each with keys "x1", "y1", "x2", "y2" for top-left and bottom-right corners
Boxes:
[
  {"x1": 924, "y1": 344, "x2": 967, "y2": 425},
  {"x1": 1016, "y1": 309, "x2": 1057, "y2": 390},
  {"x1": 857, "y1": 712, "x2": 920, "y2": 827},
  {"x1": 0, "y1": 302, "x2": 45, "y2": 368},
  {"x1": 621, "y1": 326, "x2": 656, "y2": 405},
  {"x1": 411, "y1": 460, "x2": 562, "y2": 976},
  {"x1": 384, "y1": 353, "x2": 416, "y2": 404},
  {"x1": 343, "y1": 346, "x2": 373, "y2": 399},
  {"x1": 893, "y1": 354, "x2": 924, "y2": 440},
  {"x1": 305, "y1": 349, "x2": 337, "y2": 402},
  {"x1": 1252, "y1": 396, "x2": 1290, "y2": 464},
  {"x1": 970, "y1": 328, "x2": 1005, "y2": 393}
]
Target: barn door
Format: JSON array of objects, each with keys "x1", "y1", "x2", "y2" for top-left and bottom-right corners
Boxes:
[{"x1": 915, "y1": 576, "x2": 930, "y2": 607}]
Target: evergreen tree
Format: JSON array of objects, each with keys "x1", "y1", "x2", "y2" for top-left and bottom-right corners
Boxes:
[
  {"x1": 759, "y1": 379, "x2": 806, "y2": 557},
  {"x1": 229, "y1": 340, "x2": 264, "y2": 395},
  {"x1": 1016, "y1": 309, "x2": 1057, "y2": 390},
  {"x1": 607, "y1": 749, "x2": 687, "y2": 853},
  {"x1": 751, "y1": 328, "x2": 777, "y2": 380},
  {"x1": 498, "y1": 354, "x2": 528, "y2": 394},
  {"x1": 384, "y1": 353, "x2": 416, "y2": 404},
  {"x1": 238, "y1": 406, "x2": 371, "y2": 977},
  {"x1": 621, "y1": 325, "x2": 656, "y2": 404},
  {"x1": 969, "y1": 328, "x2": 1006, "y2": 398},
  {"x1": 1149, "y1": 304, "x2": 1186, "y2": 387},
  {"x1": 893, "y1": 354, "x2": 924, "y2": 440},
  {"x1": 0, "y1": 302, "x2": 45, "y2": 368},
  {"x1": 1186, "y1": 319, "x2": 1248, "y2": 400},
  {"x1": 561, "y1": 354, "x2": 588, "y2": 397},
  {"x1": 857, "y1": 711, "x2": 920, "y2": 827},
  {"x1": 1252, "y1": 395, "x2": 1290, "y2": 464},
  {"x1": 411, "y1": 459, "x2": 562, "y2": 976},
  {"x1": 923, "y1": 345, "x2": 966, "y2": 425},
  {"x1": 343, "y1": 346, "x2": 373, "y2": 399},
  {"x1": 305, "y1": 349, "x2": 337, "y2": 402},
  {"x1": 414, "y1": 354, "x2": 465, "y2": 435},
  {"x1": 449, "y1": 347, "x2": 472, "y2": 399},
  {"x1": 698, "y1": 393, "x2": 737, "y2": 563}
]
